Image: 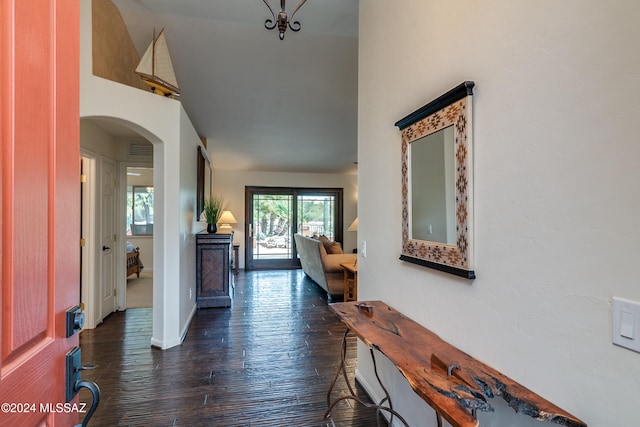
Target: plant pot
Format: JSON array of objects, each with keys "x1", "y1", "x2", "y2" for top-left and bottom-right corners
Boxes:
[{"x1": 207, "y1": 223, "x2": 217, "y2": 234}]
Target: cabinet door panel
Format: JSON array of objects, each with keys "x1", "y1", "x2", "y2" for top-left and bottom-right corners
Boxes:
[{"x1": 200, "y1": 246, "x2": 227, "y2": 295}]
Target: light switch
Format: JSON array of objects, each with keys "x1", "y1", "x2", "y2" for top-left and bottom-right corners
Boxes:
[
  {"x1": 619, "y1": 311, "x2": 635, "y2": 339},
  {"x1": 613, "y1": 297, "x2": 640, "y2": 353}
]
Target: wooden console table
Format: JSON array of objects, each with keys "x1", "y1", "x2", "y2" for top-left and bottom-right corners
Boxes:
[{"x1": 326, "y1": 301, "x2": 586, "y2": 427}]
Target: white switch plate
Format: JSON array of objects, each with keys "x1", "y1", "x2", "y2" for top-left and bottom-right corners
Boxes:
[{"x1": 613, "y1": 297, "x2": 640, "y2": 353}]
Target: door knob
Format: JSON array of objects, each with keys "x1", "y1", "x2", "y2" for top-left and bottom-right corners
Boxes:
[{"x1": 102, "y1": 246, "x2": 110, "y2": 251}]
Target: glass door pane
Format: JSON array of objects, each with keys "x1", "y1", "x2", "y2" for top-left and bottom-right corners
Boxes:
[
  {"x1": 249, "y1": 193, "x2": 294, "y2": 268},
  {"x1": 297, "y1": 195, "x2": 336, "y2": 240}
]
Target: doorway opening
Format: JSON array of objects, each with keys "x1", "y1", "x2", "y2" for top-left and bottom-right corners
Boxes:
[
  {"x1": 80, "y1": 118, "x2": 157, "y2": 330},
  {"x1": 125, "y1": 167, "x2": 154, "y2": 308},
  {"x1": 245, "y1": 186, "x2": 344, "y2": 270}
]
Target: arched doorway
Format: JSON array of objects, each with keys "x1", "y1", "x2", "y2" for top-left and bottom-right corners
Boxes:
[{"x1": 79, "y1": 117, "x2": 162, "y2": 334}]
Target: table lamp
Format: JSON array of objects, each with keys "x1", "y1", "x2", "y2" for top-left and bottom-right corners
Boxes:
[{"x1": 217, "y1": 210, "x2": 237, "y2": 234}]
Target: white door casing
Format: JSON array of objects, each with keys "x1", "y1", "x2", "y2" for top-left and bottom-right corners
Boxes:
[
  {"x1": 100, "y1": 158, "x2": 117, "y2": 320},
  {"x1": 81, "y1": 155, "x2": 97, "y2": 328}
]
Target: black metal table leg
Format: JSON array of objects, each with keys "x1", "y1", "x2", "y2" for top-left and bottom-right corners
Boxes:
[{"x1": 324, "y1": 328, "x2": 409, "y2": 426}]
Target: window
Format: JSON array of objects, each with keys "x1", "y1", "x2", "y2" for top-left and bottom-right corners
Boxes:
[{"x1": 127, "y1": 185, "x2": 154, "y2": 235}]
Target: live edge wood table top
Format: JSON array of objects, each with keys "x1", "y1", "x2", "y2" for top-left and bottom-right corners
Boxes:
[{"x1": 328, "y1": 301, "x2": 586, "y2": 427}]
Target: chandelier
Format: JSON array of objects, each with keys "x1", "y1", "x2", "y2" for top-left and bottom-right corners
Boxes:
[{"x1": 262, "y1": 0, "x2": 308, "y2": 40}]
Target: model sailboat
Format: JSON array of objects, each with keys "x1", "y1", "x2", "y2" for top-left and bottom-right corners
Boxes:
[{"x1": 135, "y1": 29, "x2": 180, "y2": 97}]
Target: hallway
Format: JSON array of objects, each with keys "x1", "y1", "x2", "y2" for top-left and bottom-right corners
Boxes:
[{"x1": 79, "y1": 270, "x2": 387, "y2": 426}]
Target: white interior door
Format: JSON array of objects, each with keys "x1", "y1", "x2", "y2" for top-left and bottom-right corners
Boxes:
[{"x1": 100, "y1": 158, "x2": 117, "y2": 320}]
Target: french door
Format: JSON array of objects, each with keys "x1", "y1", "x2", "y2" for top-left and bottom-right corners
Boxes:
[{"x1": 245, "y1": 187, "x2": 344, "y2": 270}]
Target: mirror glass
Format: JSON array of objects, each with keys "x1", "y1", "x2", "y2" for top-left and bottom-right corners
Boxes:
[
  {"x1": 410, "y1": 125, "x2": 455, "y2": 244},
  {"x1": 395, "y1": 81, "x2": 475, "y2": 279}
]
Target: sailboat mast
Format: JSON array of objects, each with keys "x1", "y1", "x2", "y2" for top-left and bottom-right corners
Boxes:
[
  {"x1": 134, "y1": 27, "x2": 180, "y2": 96},
  {"x1": 151, "y1": 28, "x2": 156, "y2": 78}
]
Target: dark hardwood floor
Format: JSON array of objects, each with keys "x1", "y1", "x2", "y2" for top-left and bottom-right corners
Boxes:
[{"x1": 79, "y1": 270, "x2": 388, "y2": 427}]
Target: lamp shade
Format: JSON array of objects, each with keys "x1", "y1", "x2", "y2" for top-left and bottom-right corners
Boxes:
[
  {"x1": 348, "y1": 217, "x2": 358, "y2": 232},
  {"x1": 217, "y1": 210, "x2": 238, "y2": 225}
]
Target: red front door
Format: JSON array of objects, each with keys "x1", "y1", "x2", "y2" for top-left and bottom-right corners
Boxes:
[{"x1": 1, "y1": 0, "x2": 81, "y2": 426}]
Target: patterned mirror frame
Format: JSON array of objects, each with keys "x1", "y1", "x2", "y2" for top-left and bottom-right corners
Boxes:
[{"x1": 395, "y1": 82, "x2": 475, "y2": 279}]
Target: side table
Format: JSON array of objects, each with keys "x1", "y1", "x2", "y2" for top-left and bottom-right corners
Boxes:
[
  {"x1": 340, "y1": 263, "x2": 358, "y2": 301},
  {"x1": 233, "y1": 244, "x2": 240, "y2": 274}
]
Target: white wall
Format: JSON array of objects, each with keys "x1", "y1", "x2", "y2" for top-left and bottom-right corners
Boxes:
[
  {"x1": 213, "y1": 169, "x2": 358, "y2": 269},
  {"x1": 80, "y1": 0, "x2": 201, "y2": 349},
  {"x1": 80, "y1": 120, "x2": 121, "y2": 158},
  {"x1": 358, "y1": 1, "x2": 640, "y2": 427},
  {"x1": 178, "y1": 107, "x2": 202, "y2": 334}
]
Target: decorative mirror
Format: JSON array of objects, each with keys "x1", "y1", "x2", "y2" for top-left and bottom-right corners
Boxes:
[{"x1": 395, "y1": 81, "x2": 475, "y2": 278}]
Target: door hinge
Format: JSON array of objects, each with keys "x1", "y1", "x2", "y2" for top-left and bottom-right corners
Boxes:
[
  {"x1": 80, "y1": 174, "x2": 87, "y2": 183},
  {"x1": 80, "y1": 238, "x2": 86, "y2": 247},
  {"x1": 113, "y1": 289, "x2": 117, "y2": 297},
  {"x1": 113, "y1": 234, "x2": 117, "y2": 242}
]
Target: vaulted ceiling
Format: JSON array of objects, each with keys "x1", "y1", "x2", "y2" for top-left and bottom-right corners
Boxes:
[{"x1": 111, "y1": 0, "x2": 359, "y2": 174}]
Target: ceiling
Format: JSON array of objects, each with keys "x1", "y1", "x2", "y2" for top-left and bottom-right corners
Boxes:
[{"x1": 110, "y1": 0, "x2": 359, "y2": 174}]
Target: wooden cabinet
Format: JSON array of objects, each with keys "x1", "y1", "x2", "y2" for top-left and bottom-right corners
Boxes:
[{"x1": 196, "y1": 231, "x2": 233, "y2": 308}]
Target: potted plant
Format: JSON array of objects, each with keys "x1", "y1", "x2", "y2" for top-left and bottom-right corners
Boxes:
[{"x1": 203, "y1": 196, "x2": 228, "y2": 233}]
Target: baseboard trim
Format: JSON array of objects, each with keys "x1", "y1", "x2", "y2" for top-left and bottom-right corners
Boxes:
[
  {"x1": 355, "y1": 369, "x2": 402, "y2": 427},
  {"x1": 149, "y1": 304, "x2": 196, "y2": 350},
  {"x1": 180, "y1": 303, "x2": 197, "y2": 343}
]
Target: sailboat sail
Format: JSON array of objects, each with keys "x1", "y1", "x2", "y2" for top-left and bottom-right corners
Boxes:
[{"x1": 135, "y1": 29, "x2": 180, "y2": 96}]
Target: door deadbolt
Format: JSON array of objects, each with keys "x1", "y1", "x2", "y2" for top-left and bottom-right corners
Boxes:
[{"x1": 66, "y1": 305, "x2": 85, "y2": 337}]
